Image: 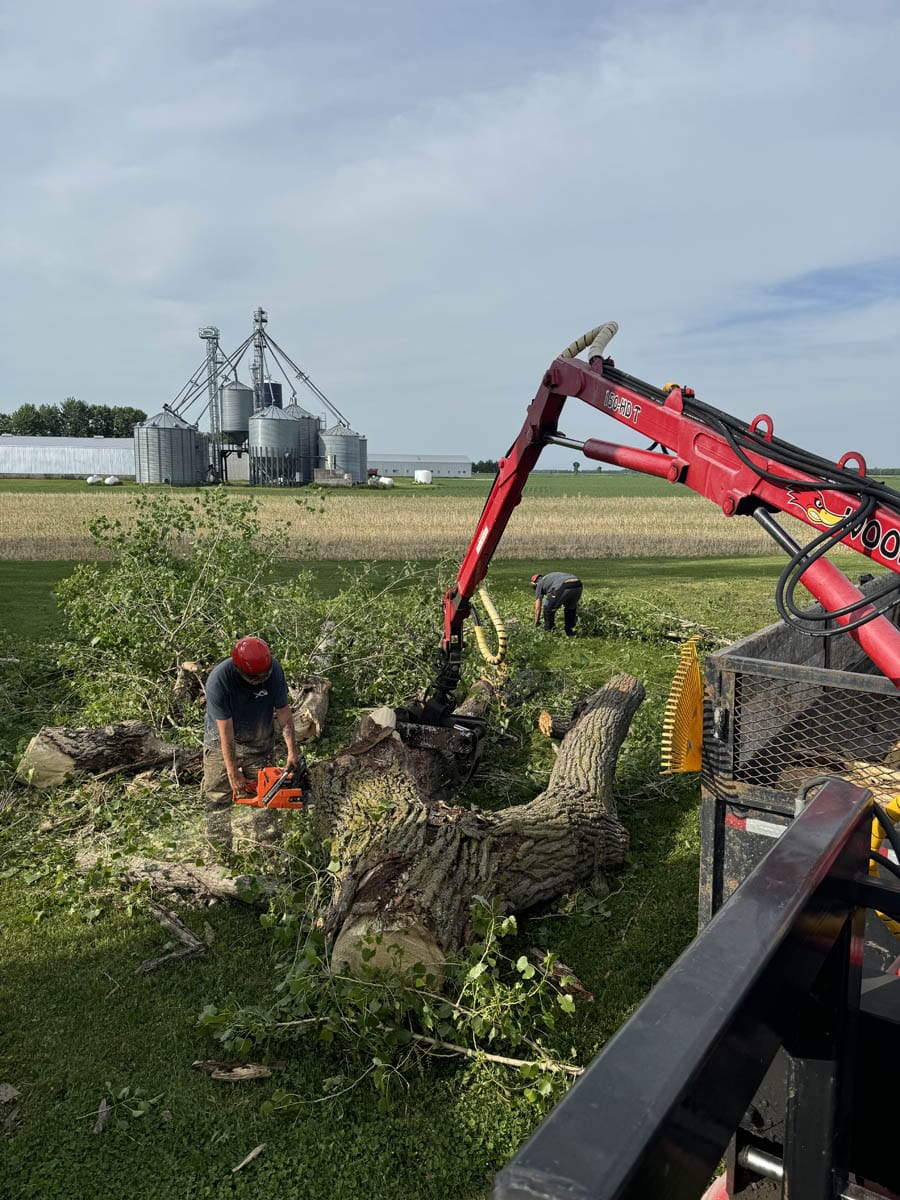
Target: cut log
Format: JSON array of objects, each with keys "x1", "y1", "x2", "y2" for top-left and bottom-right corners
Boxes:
[
  {"x1": 75, "y1": 851, "x2": 275, "y2": 901},
  {"x1": 538, "y1": 712, "x2": 572, "y2": 739},
  {"x1": 312, "y1": 674, "x2": 644, "y2": 982},
  {"x1": 17, "y1": 721, "x2": 201, "y2": 789},
  {"x1": 537, "y1": 693, "x2": 593, "y2": 740},
  {"x1": 289, "y1": 674, "x2": 331, "y2": 744}
]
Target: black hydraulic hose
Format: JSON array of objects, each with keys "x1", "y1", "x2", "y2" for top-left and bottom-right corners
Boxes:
[
  {"x1": 682, "y1": 394, "x2": 900, "y2": 513},
  {"x1": 870, "y1": 852, "x2": 900, "y2": 883}
]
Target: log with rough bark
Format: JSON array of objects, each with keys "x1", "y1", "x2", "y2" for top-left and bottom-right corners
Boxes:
[
  {"x1": 289, "y1": 675, "x2": 331, "y2": 744},
  {"x1": 17, "y1": 721, "x2": 202, "y2": 789},
  {"x1": 538, "y1": 694, "x2": 594, "y2": 740},
  {"x1": 538, "y1": 711, "x2": 572, "y2": 739},
  {"x1": 311, "y1": 673, "x2": 644, "y2": 982},
  {"x1": 75, "y1": 851, "x2": 276, "y2": 901}
]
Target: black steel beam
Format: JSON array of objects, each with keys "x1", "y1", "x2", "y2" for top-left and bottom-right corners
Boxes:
[{"x1": 493, "y1": 779, "x2": 873, "y2": 1200}]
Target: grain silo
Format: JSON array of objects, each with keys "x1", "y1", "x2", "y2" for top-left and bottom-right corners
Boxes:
[
  {"x1": 282, "y1": 403, "x2": 319, "y2": 483},
  {"x1": 357, "y1": 433, "x2": 368, "y2": 482},
  {"x1": 320, "y1": 424, "x2": 364, "y2": 483},
  {"x1": 134, "y1": 411, "x2": 206, "y2": 485},
  {"x1": 219, "y1": 380, "x2": 254, "y2": 445},
  {"x1": 248, "y1": 405, "x2": 302, "y2": 486}
]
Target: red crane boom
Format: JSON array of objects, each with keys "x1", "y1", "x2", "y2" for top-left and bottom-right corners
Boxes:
[{"x1": 425, "y1": 338, "x2": 900, "y2": 720}]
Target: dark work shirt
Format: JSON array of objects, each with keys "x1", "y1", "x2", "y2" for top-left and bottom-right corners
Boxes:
[
  {"x1": 535, "y1": 572, "x2": 581, "y2": 602},
  {"x1": 203, "y1": 657, "x2": 289, "y2": 748}
]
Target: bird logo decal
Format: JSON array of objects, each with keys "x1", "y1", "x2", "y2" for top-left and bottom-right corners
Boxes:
[{"x1": 786, "y1": 489, "x2": 847, "y2": 528}]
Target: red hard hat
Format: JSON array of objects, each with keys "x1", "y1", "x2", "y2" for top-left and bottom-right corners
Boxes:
[
  {"x1": 231, "y1": 636, "x2": 272, "y2": 676},
  {"x1": 530, "y1": 574, "x2": 541, "y2": 585}
]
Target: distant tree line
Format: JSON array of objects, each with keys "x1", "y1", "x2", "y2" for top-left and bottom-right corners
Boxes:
[
  {"x1": 472, "y1": 459, "x2": 500, "y2": 474},
  {"x1": 0, "y1": 398, "x2": 147, "y2": 439}
]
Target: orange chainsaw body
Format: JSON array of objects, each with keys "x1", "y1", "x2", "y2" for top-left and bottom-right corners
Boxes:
[{"x1": 233, "y1": 766, "x2": 304, "y2": 809}]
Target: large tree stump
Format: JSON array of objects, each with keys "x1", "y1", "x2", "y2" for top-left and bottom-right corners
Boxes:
[
  {"x1": 17, "y1": 721, "x2": 202, "y2": 789},
  {"x1": 311, "y1": 673, "x2": 644, "y2": 981}
]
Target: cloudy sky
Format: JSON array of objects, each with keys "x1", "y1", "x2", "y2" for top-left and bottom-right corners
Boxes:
[{"x1": 2, "y1": 0, "x2": 899, "y2": 467}]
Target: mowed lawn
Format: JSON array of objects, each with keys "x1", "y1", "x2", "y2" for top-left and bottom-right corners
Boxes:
[{"x1": 0, "y1": 478, "x2": 820, "y2": 1199}]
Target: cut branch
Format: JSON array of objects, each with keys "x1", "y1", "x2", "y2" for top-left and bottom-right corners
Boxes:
[
  {"x1": 76, "y1": 851, "x2": 276, "y2": 902},
  {"x1": 136, "y1": 902, "x2": 207, "y2": 974}
]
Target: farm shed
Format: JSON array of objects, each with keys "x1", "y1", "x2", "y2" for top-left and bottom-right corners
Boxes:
[
  {"x1": 0, "y1": 435, "x2": 135, "y2": 478},
  {"x1": 366, "y1": 452, "x2": 471, "y2": 478}
]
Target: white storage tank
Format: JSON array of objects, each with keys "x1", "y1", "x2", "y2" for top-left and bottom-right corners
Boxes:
[{"x1": 414, "y1": 469, "x2": 433, "y2": 484}]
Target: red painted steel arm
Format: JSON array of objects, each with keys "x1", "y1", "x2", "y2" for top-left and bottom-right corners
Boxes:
[
  {"x1": 441, "y1": 353, "x2": 900, "y2": 689},
  {"x1": 440, "y1": 384, "x2": 567, "y2": 652}
]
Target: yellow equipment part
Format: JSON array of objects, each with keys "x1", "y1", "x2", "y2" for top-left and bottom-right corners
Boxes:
[
  {"x1": 869, "y1": 793, "x2": 900, "y2": 937},
  {"x1": 661, "y1": 635, "x2": 703, "y2": 774},
  {"x1": 471, "y1": 586, "x2": 508, "y2": 666}
]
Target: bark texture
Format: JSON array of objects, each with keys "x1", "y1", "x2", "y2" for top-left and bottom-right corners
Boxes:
[
  {"x1": 17, "y1": 721, "x2": 201, "y2": 788},
  {"x1": 289, "y1": 675, "x2": 331, "y2": 744},
  {"x1": 313, "y1": 673, "x2": 644, "y2": 979},
  {"x1": 75, "y1": 851, "x2": 275, "y2": 900}
]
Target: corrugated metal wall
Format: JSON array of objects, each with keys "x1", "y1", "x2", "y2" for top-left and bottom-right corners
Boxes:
[
  {"x1": 0, "y1": 437, "x2": 135, "y2": 477},
  {"x1": 366, "y1": 454, "x2": 472, "y2": 477}
]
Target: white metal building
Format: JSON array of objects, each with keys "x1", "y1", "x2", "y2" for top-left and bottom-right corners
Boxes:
[
  {"x1": 366, "y1": 452, "x2": 471, "y2": 478},
  {"x1": 0, "y1": 435, "x2": 135, "y2": 478}
]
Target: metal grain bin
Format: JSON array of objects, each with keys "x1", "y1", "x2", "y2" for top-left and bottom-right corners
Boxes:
[
  {"x1": 282, "y1": 403, "x2": 319, "y2": 483},
  {"x1": 320, "y1": 424, "x2": 363, "y2": 483},
  {"x1": 219, "y1": 380, "x2": 254, "y2": 445},
  {"x1": 357, "y1": 434, "x2": 368, "y2": 483},
  {"x1": 134, "y1": 412, "x2": 206, "y2": 486},
  {"x1": 248, "y1": 405, "x2": 302, "y2": 486}
]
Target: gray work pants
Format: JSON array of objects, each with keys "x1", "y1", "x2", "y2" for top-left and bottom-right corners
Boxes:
[
  {"x1": 543, "y1": 580, "x2": 583, "y2": 636},
  {"x1": 202, "y1": 741, "x2": 281, "y2": 852}
]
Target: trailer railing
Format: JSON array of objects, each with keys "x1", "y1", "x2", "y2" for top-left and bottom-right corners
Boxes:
[{"x1": 493, "y1": 778, "x2": 900, "y2": 1200}]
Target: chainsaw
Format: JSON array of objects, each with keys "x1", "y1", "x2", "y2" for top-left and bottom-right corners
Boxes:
[{"x1": 232, "y1": 765, "x2": 305, "y2": 809}]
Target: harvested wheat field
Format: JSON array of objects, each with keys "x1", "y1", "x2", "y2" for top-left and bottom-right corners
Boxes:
[{"x1": 0, "y1": 485, "x2": 847, "y2": 561}]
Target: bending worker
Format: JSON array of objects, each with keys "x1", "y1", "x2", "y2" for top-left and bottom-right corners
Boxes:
[
  {"x1": 532, "y1": 572, "x2": 583, "y2": 637},
  {"x1": 203, "y1": 636, "x2": 305, "y2": 853}
]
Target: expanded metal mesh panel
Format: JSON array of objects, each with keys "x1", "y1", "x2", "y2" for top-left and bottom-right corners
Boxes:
[{"x1": 732, "y1": 670, "x2": 900, "y2": 799}]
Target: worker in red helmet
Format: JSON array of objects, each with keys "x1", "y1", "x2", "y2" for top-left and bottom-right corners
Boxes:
[
  {"x1": 531, "y1": 571, "x2": 583, "y2": 637},
  {"x1": 202, "y1": 636, "x2": 305, "y2": 854}
]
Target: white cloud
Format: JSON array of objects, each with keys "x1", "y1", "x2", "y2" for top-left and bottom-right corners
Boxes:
[{"x1": 1, "y1": 0, "x2": 899, "y2": 468}]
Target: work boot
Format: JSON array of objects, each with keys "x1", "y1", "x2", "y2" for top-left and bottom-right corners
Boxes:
[{"x1": 205, "y1": 809, "x2": 233, "y2": 858}]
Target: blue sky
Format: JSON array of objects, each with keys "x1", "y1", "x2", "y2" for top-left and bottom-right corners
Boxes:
[{"x1": 2, "y1": 0, "x2": 899, "y2": 466}]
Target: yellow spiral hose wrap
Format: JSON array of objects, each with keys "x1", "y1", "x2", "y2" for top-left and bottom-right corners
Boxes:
[{"x1": 472, "y1": 587, "x2": 508, "y2": 665}]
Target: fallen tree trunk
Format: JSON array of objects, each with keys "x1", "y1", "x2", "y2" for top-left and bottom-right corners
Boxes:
[
  {"x1": 311, "y1": 673, "x2": 644, "y2": 981},
  {"x1": 17, "y1": 721, "x2": 202, "y2": 789},
  {"x1": 75, "y1": 851, "x2": 275, "y2": 901}
]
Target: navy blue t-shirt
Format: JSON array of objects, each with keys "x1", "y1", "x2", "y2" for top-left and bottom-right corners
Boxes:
[{"x1": 203, "y1": 658, "x2": 289, "y2": 749}]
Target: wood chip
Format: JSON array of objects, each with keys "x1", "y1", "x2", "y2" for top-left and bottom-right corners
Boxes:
[
  {"x1": 192, "y1": 1060, "x2": 273, "y2": 1082},
  {"x1": 232, "y1": 1143, "x2": 266, "y2": 1173},
  {"x1": 528, "y1": 949, "x2": 594, "y2": 1002},
  {"x1": 92, "y1": 1097, "x2": 111, "y2": 1134}
]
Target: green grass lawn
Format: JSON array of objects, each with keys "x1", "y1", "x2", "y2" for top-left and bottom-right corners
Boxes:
[
  {"x1": 0, "y1": 555, "x2": 787, "y2": 644},
  {"x1": 0, "y1": 554, "x2": 784, "y2": 1199}
]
